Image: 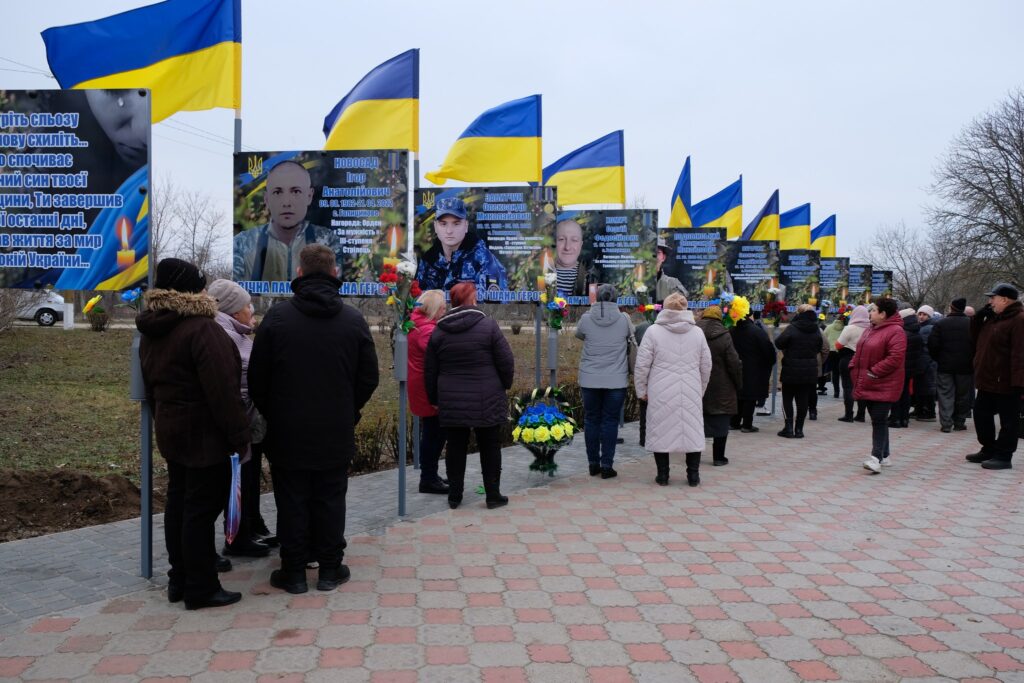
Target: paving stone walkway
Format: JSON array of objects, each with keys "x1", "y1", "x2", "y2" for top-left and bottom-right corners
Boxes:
[{"x1": 3, "y1": 396, "x2": 1024, "y2": 681}]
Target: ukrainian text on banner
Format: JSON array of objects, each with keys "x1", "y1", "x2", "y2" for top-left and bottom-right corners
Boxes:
[
  {"x1": 848, "y1": 264, "x2": 873, "y2": 305},
  {"x1": 661, "y1": 228, "x2": 726, "y2": 308},
  {"x1": 779, "y1": 248, "x2": 821, "y2": 309},
  {"x1": 721, "y1": 240, "x2": 779, "y2": 310},
  {"x1": 819, "y1": 257, "x2": 850, "y2": 312},
  {"x1": 871, "y1": 269, "x2": 893, "y2": 298},
  {"x1": 233, "y1": 149, "x2": 408, "y2": 296},
  {"x1": 413, "y1": 186, "x2": 556, "y2": 303},
  {"x1": 559, "y1": 209, "x2": 656, "y2": 306},
  {"x1": 0, "y1": 89, "x2": 150, "y2": 290}
]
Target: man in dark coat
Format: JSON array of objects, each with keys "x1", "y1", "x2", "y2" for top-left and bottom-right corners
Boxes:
[
  {"x1": 249, "y1": 245, "x2": 379, "y2": 593},
  {"x1": 731, "y1": 316, "x2": 777, "y2": 432},
  {"x1": 137, "y1": 258, "x2": 250, "y2": 610},
  {"x1": 774, "y1": 306, "x2": 826, "y2": 438},
  {"x1": 928, "y1": 298, "x2": 974, "y2": 433},
  {"x1": 890, "y1": 308, "x2": 927, "y2": 428},
  {"x1": 966, "y1": 284, "x2": 1024, "y2": 469}
]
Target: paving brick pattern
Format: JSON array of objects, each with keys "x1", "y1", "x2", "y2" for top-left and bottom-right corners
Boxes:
[{"x1": 3, "y1": 397, "x2": 1024, "y2": 681}]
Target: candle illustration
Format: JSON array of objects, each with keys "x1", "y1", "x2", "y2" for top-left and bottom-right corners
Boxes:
[
  {"x1": 536, "y1": 249, "x2": 552, "y2": 290},
  {"x1": 808, "y1": 282, "x2": 819, "y2": 306},
  {"x1": 703, "y1": 267, "x2": 716, "y2": 297},
  {"x1": 382, "y1": 225, "x2": 401, "y2": 269},
  {"x1": 116, "y1": 217, "x2": 135, "y2": 270}
]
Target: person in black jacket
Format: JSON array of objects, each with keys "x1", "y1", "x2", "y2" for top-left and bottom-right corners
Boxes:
[
  {"x1": 774, "y1": 305, "x2": 827, "y2": 438},
  {"x1": 928, "y1": 298, "x2": 975, "y2": 432},
  {"x1": 891, "y1": 308, "x2": 926, "y2": 428},
  {"x1": 730, "y1": 315, "x2": 776, "y2": 432},
  {"x1": 425, "y1": 282, "x2": 515, "y2": 510},
  {"x1": 249, "y1": 245, "x2": 379, "y2": 595}
]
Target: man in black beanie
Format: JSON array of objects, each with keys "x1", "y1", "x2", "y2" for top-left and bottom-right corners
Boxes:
[
  {"x1": 928, "y1": 298, "x2": 975, "y2": 433},
  {"x1": 137, "y1": 258, "x2": 250, "y2": 609}
]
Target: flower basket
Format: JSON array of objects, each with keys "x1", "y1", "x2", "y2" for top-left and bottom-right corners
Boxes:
[
  {"x1": 83, "y1": 294, "x2": 108, "y2": 332},
  {"x1": 511, "y1": 386, "x2": 577, "y2": 475}
]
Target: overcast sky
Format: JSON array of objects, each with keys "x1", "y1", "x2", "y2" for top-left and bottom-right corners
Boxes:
[{"x1": 5, "y1": 0, "x2": 1023, "y2": 258}]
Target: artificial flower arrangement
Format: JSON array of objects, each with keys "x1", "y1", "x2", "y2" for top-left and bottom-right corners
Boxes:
[
  {"x1": 118, "y1": 287, "x2": 143, "y2": 312},
  {"x1": 511, "y1": 386, "x2": 577, "y2": 475},
  {"x1": 720, "y1": 293, "x2": 750, "y2": 328},
  {"x1": 378, "y1": 255, "x2": 422, "y2": 334},
  {"x1": 634, "y1": 283, "x2": 661, "y2": 323},
  {"x1": 539, "y1": 272, "x2": 568, "y2": 330},
  {"x1": 82, "y1": 294, "x2": 108, "y2": 332}
]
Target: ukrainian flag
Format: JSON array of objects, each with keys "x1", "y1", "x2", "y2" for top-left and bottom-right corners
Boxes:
[
  {"x1": 740, "y1": 190, "x2": 780, "y2": 241},
  {"x1": 667, "y1": 157, "x2": 692, "y2": 228},
  {"x1": 780, "y1": 203, "x2": 812, "y2": 250},
  {"x1": 541, "y1": 131, "x2": 624, "y2": 205},
  {"x1": 425, "y1": 95, "x2": 541, "y2": 185},
  {"x1": 323, "y1": 49, "x2": 419, "y2": 152},
  {"x1": 691, "y1": 177, "x2": 743, "y2": 239},
  {"x1": 811, "y1": 214, "x2": 837, "y2": 257},
  {"x1": 42, "y1": 0, "x2": 240, "y2": 124}
]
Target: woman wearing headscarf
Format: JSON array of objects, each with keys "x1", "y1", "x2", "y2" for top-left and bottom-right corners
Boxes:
[
  {"x1": 425, "y1": 282, "x2": 515, "y2": 509},
  {"x1": 576, "y1": 284, "x2": 635, "y2": 478},
  {"x1": 697, "y1": 306, "x2": 743, "y2": 466},
  {"x1": 634, "y1": 293, "x2": 712, "y2": 486},
  {"x1": 836, "y1": 306, "x2": 870, "y2": 422},
  {"x1": 408, "y1": 290, "x2": 449, "y2": 495}
]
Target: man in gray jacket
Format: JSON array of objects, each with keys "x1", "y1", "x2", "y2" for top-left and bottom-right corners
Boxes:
[{"x1": 576, "y1": 284, "x2": 635, "y2": 479}]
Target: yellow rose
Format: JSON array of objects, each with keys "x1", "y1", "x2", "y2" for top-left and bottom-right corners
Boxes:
[
  {"x1": 540, "y1": 293, "x2": 548, "y2": 303},
  {"x1": 512, "y1": 427, "x2": 521, "y2": 441},
  {"x1": 550, "y1": 424, "x2": 565, "y2": 440},
  {"x1": 521, "y1": 428, "x2": 535, "y2": 443},
  {"x1": 386, "y1": 295, "x2": 396, "y2": 305},
  {"x1": 565, "y1": 423, "x2": 574, "y2": 437},
  {"x1": 534, "y1": 426, "x2": 550, "y2": 442},
  {"x1": 83, "y1": 295, "x2": 102, "y2": 314}
]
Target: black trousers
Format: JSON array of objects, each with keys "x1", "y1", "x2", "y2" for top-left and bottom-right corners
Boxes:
[
  {"x1": 165, "y1": 460, "x2": 230, "y2": 600},
  {"x1": 866, "y1": 401, "x2": 892, "y2": 459},
  {"x1": 895, "y1": 376, "x2": 912, "y2": 422},
  {"x1": 782, "y1": 383, "x2": 814, "y2": 429},
  {"x1": 840, "y1": 361, "x2": 855, "y2": 417},
  {"x1": 737, "y1": 399, "x2": 756, "y2": 429},
  {"x1": 418, "y1": 415, "x2": 447, "y2": 485},
  {"x1": 639, "y1": 400, "x2": 648, "y2": 446},
  {"x1": 271, "y1": 465, "x2": 348, "y2": 574},
  {"x1": 445, "y1": 424, "x2": 503, "y2": 499},
  {"x1": 974, "y1": 390, "x2": 1021, "y2": 461}
]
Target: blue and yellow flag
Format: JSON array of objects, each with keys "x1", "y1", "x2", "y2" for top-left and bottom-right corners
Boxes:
[
  {"x1": 425, "y1": 95, "x2": 541, "y2": 185},
  {"x1": 667, "y1": 157, "x2": 692, "y2": 228},
  {"x1": 740, "y1": 190, "x2": 780, "y2": 241},
  {"x1": 542, "y1": 131, "x2": 624, "y2": 205},
  {"x1": 811, "y1": 214, "x2": 837, "y2": 257},
  {"x1": 691, "y1": 177, "x2": 743, "y2": 238},
  {"x1": 780, "y1": 203, "x2": 812, "y2": 250},
  {"x1": 42, "y1": 0, "x2": 240, "y2": 123},
  {"x1": 323, "y1": 49, "x2": 419, "y2": 152}
]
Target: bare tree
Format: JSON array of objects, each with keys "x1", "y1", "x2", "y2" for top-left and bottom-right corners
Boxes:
[
  {"x1": 149, "y1": 178, "x2": 178, "y2": 265},
  {"x1": 148, "y1": 178, "x2": 230, "y2": 277},
  {"x1": 930, "y1": 88, "x2": 1024, "y2": 285}
]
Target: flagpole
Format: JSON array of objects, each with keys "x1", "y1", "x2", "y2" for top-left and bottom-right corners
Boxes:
[
  {"x1": 412, "y1": 153, "x2": 420, "y2": 473},
  {"x1": 234, "y1": 109, "x2": 241, "y2": 154}
]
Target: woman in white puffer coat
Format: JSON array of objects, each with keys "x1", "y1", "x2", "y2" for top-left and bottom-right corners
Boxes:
[{"x1": 634, "y1": 293, "x2": 712, "y2": 486}]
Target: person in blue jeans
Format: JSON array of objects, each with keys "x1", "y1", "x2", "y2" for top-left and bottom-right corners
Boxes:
[{"x1": 576, "y1": 284, "x2": 635, "y2": 478}]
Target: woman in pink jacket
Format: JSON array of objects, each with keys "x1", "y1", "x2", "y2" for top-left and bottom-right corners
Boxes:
[
  {"x1": 407, "y1": 290, "x2": 449, "y2": 494},
  {"x1": 849, "y1": 297, "x2": 907, "y2": 473}
]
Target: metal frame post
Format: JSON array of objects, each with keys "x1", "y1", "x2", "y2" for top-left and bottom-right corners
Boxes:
[
  {"x1": 395, "y1": 333, "x2": 409, "y2": 516},
  {"x1": 534, "y1": 303, "x2": 542, "y2": 388}
]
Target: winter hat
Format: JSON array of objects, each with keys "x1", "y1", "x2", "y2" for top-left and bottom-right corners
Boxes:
[
  {"x1": 702, "y1": 305, "x2": 723, "y2": 320},
  {"x1": 849, "y1": 305, "x2": 870, "y2": 329},
  {"x1": 207, "y1": 279, "x2": 251, "y2": 315},
  {"x1": 596, "y1": 284, "x2": 618, "y2": 303},
  {"x1": 155, "y1": 258, "x2": 206, "y2": 293},
  {"x1": 917, "y1": 304, "x2": 934, "y2": 317},
  {"x1": 899, "y1": 308, "x2": 916, "y2": 319},
  {"x1": 950, "y1": 298, "x2": 967, "y2": 313}
]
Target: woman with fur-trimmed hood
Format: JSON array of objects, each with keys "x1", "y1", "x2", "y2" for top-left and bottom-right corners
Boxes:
[{"x1": 136, "y1": 258, "x2": 250, "y2": 611}]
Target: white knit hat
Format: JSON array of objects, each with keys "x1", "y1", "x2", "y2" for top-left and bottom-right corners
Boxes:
[{"x1": 917, "y1": 304, "x2": 934, "y2": 317}]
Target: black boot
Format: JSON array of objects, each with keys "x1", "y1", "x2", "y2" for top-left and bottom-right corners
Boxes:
[
  {"x1": 712, "y1": 436, "x2": 729, "y2": 466},
  {"x1": 654, "y1": 453, "x2": 669, "y2": 485},
  {"x1": 777, "y1": 420, "x2": 794, "y2": 438},
  {"x1": 793, "y1": 418, "x2": 805, "y2": 439},
  {"x1": 685, "y1": 452, "x2": 701, "y2": 487},
  {"x1": 482, "y1": 449, "x2": 508, "y2": 509}
]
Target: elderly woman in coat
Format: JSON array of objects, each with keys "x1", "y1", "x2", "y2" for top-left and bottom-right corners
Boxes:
[
  {"x1": 730, "y1": 312, "x2": 776, "y2": 432},
  {"x1": 408, "y1": 289, "x2": 449, "y2": 495},
  {"x1": 697, "y1": 306, "x2": 743, "y2": 466},
  {"x1": 425, "y1": 282, "x2": 515, "y2": 509},
  {"x1": 634, "y1": 293, "x2": 712, "y2": 486}
]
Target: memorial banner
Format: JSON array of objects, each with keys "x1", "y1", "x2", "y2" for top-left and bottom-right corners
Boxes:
[
  {"x1": 0, "y1": 89, "x2": 150, "y2": 290},
  {"x1": 721, "y1": 240, "x2": 779, "y2": 308},
  {"x1": 413, "y1": 186, "x2": 556, "y2": 302},
  {"x1": 819, "y1": 257, "x2": 850, "y2": 311},
  {"x1": 661, "y1": 228, "x2": 727, "y2": 307},
  {"x1": 779, "y1": 248, "x2": 821, "y2": 309},
  {"x1": 848, "y1": 263, "x2": 873, "y2": 305},
  {"x1": 233, "y1": 149, "x2": 408, "y2": 296},
  {"x1": 871, "y1": 269, "x2": 893, "y2": 298},
  {"x1": 559, "y1": 209, "x2": 656, "y2": 306}
]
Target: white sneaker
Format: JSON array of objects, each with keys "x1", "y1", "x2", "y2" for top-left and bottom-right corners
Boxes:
[
  {"x1": 863, "y1": 456, "x2": 881, "y2": 473},
  {"x1": 881, "y1": 457, "x2": 892, "y2": 467}
]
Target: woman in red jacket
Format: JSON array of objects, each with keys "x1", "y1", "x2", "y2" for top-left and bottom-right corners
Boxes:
[
  {"x1": 849, "y1": 297, "x2": 907, "y2": 473},
  {"x1": 408, "y1": 290, "x2": 450, "y2": 494}
]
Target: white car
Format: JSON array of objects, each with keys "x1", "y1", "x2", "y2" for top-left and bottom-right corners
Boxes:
[{"x1": 16, "y1": 291, "x2": 66, "y2": 326}]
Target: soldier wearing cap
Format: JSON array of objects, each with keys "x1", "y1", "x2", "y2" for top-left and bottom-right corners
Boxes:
[
  {"x1": 965, "y1": 283, "x2": 1024, "y2": 469},
  {"x1": 654, "y1": 237, "x2": 688, "y2": 304},
  {"x1": 416, "y1": 197, "x2": 508, "y2": 293}
]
